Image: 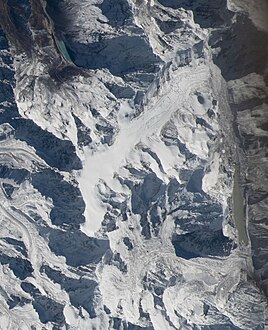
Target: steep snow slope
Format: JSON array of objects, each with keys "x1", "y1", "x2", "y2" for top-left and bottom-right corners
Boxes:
[{"x1": 0, "y1": 0, "x2": 267, "y2": 329}]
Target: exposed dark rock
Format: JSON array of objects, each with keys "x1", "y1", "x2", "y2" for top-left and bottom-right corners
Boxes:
[
  {"x1": 0, "y1": 81, "x2": 15, "y2": 103},
  {"x1": 2, "y1": 183, "x2": 16, "y2": 199},
  {"x1": 99, "y1": 0, "x2": 132, "y2": 27},
  {"x1": 72, "y1": 114, "x2": 92, "y2": 147},
  {"x1": 7, "y1": 294, "x2": 30, "y2": 309},
  {"x1": 210, "y1": 15, "x2": 268, "y2": 80},
  {"x1": 155, "y1": 18, "x2": 184, "y2": 34},
  {"x1": 131, "y1": 173, "x2": 166, "y2": 238},
  {"x1": 105, "y1": 83, "x2": 135, "y2": 99},
  {"x1": 186, "y1": 168, "x2": 204, "y2": 193},
  {"x1": 0, "y1": 253, "x2": 33, "y2": 280},
  {"x1": 167, "y1": 177, "x2": 183, "y2": 203},
  {"x1": 47, "y1": 229, "x2": 109, "y2": 267},
  {"x1": 161, "y1": 123, "x2": 196, "y2": 160},
  {"x1": 41, "y1": 265, "x2": 97, "y2": 318},
  {"x1": 0, "y1": 107, "x2": 82, "y2": 172},
  {"x1": 158, "y1": 0, "x2": 233, "y2": 28},
  {"x1": 45, "y1": 0, "x2": 70, "y2": 33},
  {"x1": 123, "y1": 237, "x2": 134, "y2": 250},
  {"x1": 101, "y1": 212, "x2": 118, "y2": 232},
  {"x1": 172, "y1": 229, "x2": 234, "y2": 259},
  {"x1": 31, "y1": 169, "x2": 85, "y2": 227},
  {"x1": 32, "y1": 296, "x2": 65, "y2": 325},
  {"x1": 96, "y1": 120, "x2": 115, "y2": 146},
  {"x1": 21, "y1": 282, "x2": 41, "y2": 296},
  {"x1": 2, "y1": 237, "x2": 28, "y2": 257},
  {"x1": 124, "y1": 322, "x2": 154, "y2": 330},
  {"x1": 109, "y1": 318, "x2": 154, "y2": 330},
  {"x1": 0, "y1": 166, "x2": 29, "y2": 184},
  {"x1": 66, "y1": 35, "x2": 160, "y2": 77},
  {"x1": 13, "y1": 118, "x2": 82, "y2": 171},
  {"x1": 196, "y1": 117, "x2": 213, "y2": 130},
  {"x1": 131, "y1": 173, "x2": 165, "y2": 214}
]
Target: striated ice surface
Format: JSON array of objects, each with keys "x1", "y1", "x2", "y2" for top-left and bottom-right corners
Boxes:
[{"x1": 0, "y1": 0, "x2": 267, "y2": 329}]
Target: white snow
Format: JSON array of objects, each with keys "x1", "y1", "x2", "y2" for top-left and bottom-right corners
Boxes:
[
  {"x1": 1, "y1": 0, "x2": 266, "y2": 328},
  {"x1": 79, "y1": 62, "x2": 213, "y2": 236}
]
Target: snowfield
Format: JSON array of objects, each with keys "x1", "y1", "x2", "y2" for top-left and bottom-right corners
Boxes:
[{"x1": 0, "y1": 0, "x2": 267, "y2": 329}]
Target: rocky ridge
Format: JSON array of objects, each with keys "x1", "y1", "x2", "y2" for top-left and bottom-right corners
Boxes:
[{"x1": 0, "y1": 0, "x2": 267, "y2": 329}]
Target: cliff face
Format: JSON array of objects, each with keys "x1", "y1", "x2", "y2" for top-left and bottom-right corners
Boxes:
[{"x1": 0, "y1": 0, "x2": 267, "y2": 329}]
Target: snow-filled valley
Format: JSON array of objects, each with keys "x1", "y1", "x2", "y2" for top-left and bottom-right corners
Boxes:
[{"x1": 0, "y1": 0, "x2": 267, "y2": 329}]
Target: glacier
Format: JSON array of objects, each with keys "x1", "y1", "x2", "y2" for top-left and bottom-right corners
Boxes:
[{"x1": 0, "y1": 0, "x2": 267, "y2": 329}]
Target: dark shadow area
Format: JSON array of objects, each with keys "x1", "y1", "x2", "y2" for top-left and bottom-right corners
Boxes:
[
  {"x1": 0, "y1": 0, "x2": 33, "y2": 54},
  {"x1": 2, "y1": 182, "x2": 16, "y2": 199},
  {"x1": 0, "y1": 31, "x2": 9, "y2": 49},
  {"x1": 31, "y1": 169, "x2": 85, "y2": 228},
  {"x1": 0, "y1": 40, "x2": 81, "y2": 172},
  {"x1": 98, "y1": 0, "x2": 132, "y2": 27},
  {"x1": 41, "y1": 265, "x2": 97, "y2": 318},
  {"x1": 72, "y1": 114, "x2": 92, "y2": 147},
  {"x1": 47, "y1": 228, "x2": 109, "y2": 267},
  {"x1": 131, "y1": 173, "x2": 166, "y2": 238},
  {"x1": 0, "y1": 81, "x2": 14, "y2": 103},
  {"x1": 45, "y1": 0, "x2": 70, "y2": 35},
  {"x1": 66, "y1": 35, "x2": 160, "y2": 77},
  {"x1": 210, "y1": 15, "x2": 268, "y2": 81},
  {"x1": 167, "y1": 177, "x2": 183, "y2": 204},
  {"x1": 0, "y1": 66, "x2": 15, "y2": 81},
  {"x1": 0, "y1": 253, "x2": 33, "y2": 280},
  {"x1": 0, "y1": 166, "x2": 29, "y2": 184},
  {"x1": 33, "y1": 296, "x2": 65, "y2": 325},
  {"x1": 7, "y1": 294, "x2": 30, "y2": 309},
  {"x1": 7, "y1": 0, "x2": 32, "y2": 38},
  {"x1": 21, "y1": 282, "x2": 41, "y2": 296},
  {"x1": 155, "y1": 18, "x2": 184, "y2": 34},
  {"x1": 131, "y1": 173, "x2": 165, "y2": 214},
  {"x1": 105, "y1": 83, "x2": 135, "y2": 99},
  {"x1": 172, "y1": 229, "x2": 234, "y2": 259},
  {"x1": 2, "y1": 237, "x2": 28, "y2": 257},
  {"x1": 109, "y1": 318, "x2": 154, "y2": 330},
  {"x1": 13, "y1": 118, "x2": 82, "y2": 171},
  {"x1": 186, "y1": 168, "x2": 204, "y2": 193},
  {"x1": 161, "y1": 122, "x2": 196, "y2": 161},
  {"x1": 21, "y1": 280, "x2": 66, "y2": 325},
  {"x1": 0, "y1": 105, "x2": 82, "y2": 172},
  {"x1": 157, "y1": 0, "x2": 233, "y2": 28}
]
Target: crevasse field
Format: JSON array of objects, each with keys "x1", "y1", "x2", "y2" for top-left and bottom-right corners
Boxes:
[{"x1": 0, "y1": 0, "x2": 267, "y2": 329}]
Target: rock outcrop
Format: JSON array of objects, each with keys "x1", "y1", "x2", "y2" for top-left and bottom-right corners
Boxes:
[{"x1": 0, "y1": 0, "x2": 267, "y2": 329}]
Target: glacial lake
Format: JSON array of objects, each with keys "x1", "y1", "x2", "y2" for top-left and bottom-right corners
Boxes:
[
  {"x1": 55, "y1": 38, "x2": 73, "y2": 64},
  {"x1": 232, "y1": 166, "x2": 249, "y2": 245}
]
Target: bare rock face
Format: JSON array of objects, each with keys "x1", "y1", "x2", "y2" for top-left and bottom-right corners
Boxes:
[{"x1": 0, "y1": 0, "x2": 267, "y2": 329}]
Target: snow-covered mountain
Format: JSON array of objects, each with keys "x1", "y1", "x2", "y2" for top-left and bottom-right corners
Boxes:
[{"x1": 0, "y1": 0, "x2": 267, "y2": 329}]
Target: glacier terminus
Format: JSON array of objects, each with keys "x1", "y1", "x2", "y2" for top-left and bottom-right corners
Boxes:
[{"x1": 0, "y1": 0, "x2": 267, "y2": 329}]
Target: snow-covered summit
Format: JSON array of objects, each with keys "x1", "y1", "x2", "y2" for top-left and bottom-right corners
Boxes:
[{"x1": 0, "y1": 0, "x2": 267, "y2": 329}]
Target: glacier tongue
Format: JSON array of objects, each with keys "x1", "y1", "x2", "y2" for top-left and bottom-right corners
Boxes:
[
  {"x1": 79, "y1": 60, "x2": 215, "y2": 236},
  {"x1": 0, "y1": 0, "x2": 267, "y2": 329}
]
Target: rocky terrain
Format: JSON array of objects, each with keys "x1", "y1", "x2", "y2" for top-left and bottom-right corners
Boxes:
[{"x1": 0, "y1": 0, "x2": 267, "y2": 329}]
